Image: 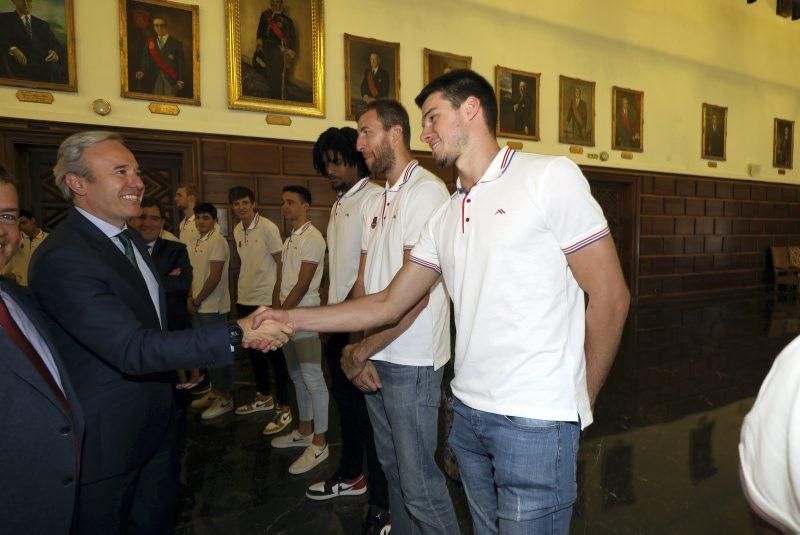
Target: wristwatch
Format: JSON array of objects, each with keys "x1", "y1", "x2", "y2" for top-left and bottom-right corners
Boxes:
[{"x1": 227, "y1": 321, "x2": 244, "y2": 347}]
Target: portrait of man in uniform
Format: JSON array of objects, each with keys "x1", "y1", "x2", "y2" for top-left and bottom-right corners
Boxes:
[
  {"x1": 0, "y1": 0, "x2": 76, "y2": 91},
  {"x1": 612, "y1": 86, "x2": 644, "y2": 152},
  {"x1": 496, "y1": 66, "x2": 539, "y2": 141},
  {"x1": 702, "y1": 103, "x2": 727, "y2": 161},
  {"x1": 344, "y1": 33, "x2": 399, "y2": 120},
  {"x1": 120, "y1": 0, "x2": 199, "y2": 105},
  {"x1": 559, "y1": 75, "x2": 596, "y2": 146},
  {"x1": 774, "y1": 118, "x2": 794, "y2": 170}
]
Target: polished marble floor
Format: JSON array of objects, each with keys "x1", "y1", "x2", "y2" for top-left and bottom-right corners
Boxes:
[{"x1": 176, "y1": 291, "x2": 798, "y2": 534}]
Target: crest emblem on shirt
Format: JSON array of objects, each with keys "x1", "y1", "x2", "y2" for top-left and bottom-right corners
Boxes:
[{"x1": 371, "y1": 216, "x2": 377, "y2": 229}]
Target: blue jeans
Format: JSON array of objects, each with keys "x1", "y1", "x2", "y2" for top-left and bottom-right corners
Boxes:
[
  {"x1": 365, "y1": 361, "x2": 459, "y2": 535},
  {"x1": 449, "y1": 397, "x2": 579, "y2": 534}
]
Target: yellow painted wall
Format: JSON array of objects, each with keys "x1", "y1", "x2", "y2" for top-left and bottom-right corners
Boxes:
[{"x1": 1, "y1": 0, "x2": 798, "y2": 182}]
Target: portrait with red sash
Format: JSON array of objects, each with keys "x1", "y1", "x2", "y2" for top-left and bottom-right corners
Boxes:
[{"x1": 344, "y1": 33, "x2": 400, "y2": 121}]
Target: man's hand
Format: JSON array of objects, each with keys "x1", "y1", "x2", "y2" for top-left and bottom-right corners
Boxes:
[
  {"x1": 239, "y1": 310, "x2": 294, "y2": 352},
  {"x1": 176, "y1": 80, "x2": 185, "y2": 90},
  {"x1": 341, "y1": 340, "x2": 374, "y2": 381},
  {"x1": 10, "y1": 47, "x2": 27, "y2": 66},
  {"x1": 45, "y1": 50, "x2": 59, "y2": 62},
  {"x1": 168, "y1": 267, "x2": 181, "y2": 277},
  {"x1": 135, "y1": 70, "x2": 145, "y2": 80},
  {"x1": 187, "y1": 296, "x2": 197, "y2": 314},
  {"x1": 353, "y1": 361, "x2": 382, "y2": 392}
]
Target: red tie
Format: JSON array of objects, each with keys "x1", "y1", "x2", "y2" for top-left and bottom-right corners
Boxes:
[{"x1": 0, "y1": 296, "x2": 80, "y2": 470}]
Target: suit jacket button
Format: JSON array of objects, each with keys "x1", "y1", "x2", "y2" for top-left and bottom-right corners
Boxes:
[
  {"x1": 63, "y1": 477, "x2": 73, "y2": 486},
  {"x1": 60, "y1": 426, "x2": 71, "y2": 436}
]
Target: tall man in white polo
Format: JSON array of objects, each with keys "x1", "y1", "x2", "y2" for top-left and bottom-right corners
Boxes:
[{"x1": 248, "y1": 71, "x2": 630, "y2": 534}]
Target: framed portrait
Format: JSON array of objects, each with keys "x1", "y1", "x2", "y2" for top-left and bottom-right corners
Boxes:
[
  {"x1": 495, "y1": 66, "x2": 539, "y2": 141},
  {"x1": 559, "y1": 76, "x2": 595, "y2": 146},
  {"x1": 216, "y1": 207, "x2": 231, "y2": 237},
  {"x1": 225, "y1": 0, "x2": 324, "y2": 117},
  {"x1": 612, "y1": 86, "x2": 643, "y2": 152},
  {"x1": 344, "y1": 34, "x2": 399, "y2": 121},
  {"x1": 774, "y1": 118, "x2": 794, "y2": 169},
  {"x1": 424, "y1": 48, "x2": 470, "y2": 85},
  {"x1": 0, "y1": 0, "x2": 76, "y2": 92},
  {"x1": 701, "y1": 103, "x2": 727, "y2": 161},
  {"x1": 119, "y1": 0, "x2": 199, "y2": 105}
]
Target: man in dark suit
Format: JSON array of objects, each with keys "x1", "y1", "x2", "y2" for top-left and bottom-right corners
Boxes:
[
  {"x1": 360, "y1": 52, "x2": 389, "y2": 104},
  {"x1": 29, "y1": 131, "x2": 292, "y2": 534},
  {"x1": 0, "y1": 164, "x2": 84, "y2": 534},
  {"x1": 254, "y1": 0, "x2": 296, "y2": 99},
  {"x1": 134, "y1": 15, "x2": 185, "y2": 97},
  {"x1": 0, "y1": 0, "x2": 65, "y2": 83},
  {"x1": 513, "y1": 80, "x2": 533, "y2": 135}
]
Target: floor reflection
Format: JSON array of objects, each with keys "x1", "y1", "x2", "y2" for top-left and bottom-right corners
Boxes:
[{"x1": 178, "y1": 291, "x2": 797, "y2": 534}]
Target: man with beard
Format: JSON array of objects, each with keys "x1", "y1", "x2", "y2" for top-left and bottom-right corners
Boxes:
[
  {"x1": 307, "y1": 127, "x2": 389, "y2": 533},
  {"x1": 342, "y1": 100, "x2": 458, "y2": 533}
]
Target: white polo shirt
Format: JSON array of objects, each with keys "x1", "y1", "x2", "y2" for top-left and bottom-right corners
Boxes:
[
  {"x1": 161, "y1": 229, "x2": 180, "y2": 242},
  {"x1": 13, "y1": 230, "x2": 48, "y2": 286},
  {"x1": 178, "y1": 215, "x2": 219, "y2": 247},
  {"x1": 234, "y1": 213, "x2": 283, "y2": 305},
  {"x1": 327, "y1": 177, "x2": 383, "y2": 305},
  {"x1": 410, "y1": 148, "x2": 609, "y2": 427},
  {"x1": 188, "y1": 229, "x2": 231, "y2": 314},
  {"x1": 361, "y1": 160, "x2": 450, "y2": 369},
  {"x1": 281, "y1": 221, "x2": 326, "y2": 338}
]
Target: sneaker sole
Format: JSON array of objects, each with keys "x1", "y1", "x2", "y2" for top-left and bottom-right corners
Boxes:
[
  {"x1": 289, "y1": 450, "x2": 329, "y2": 475},
  {"x1": 235, "y1": 404, "x2": 275, "y2": 415},
  {"x1": 305, "y1": 484, "x2": 368, "y2": 501},
  {"x1": 271, "y1": 438, "x2": 312, "y2": 449}
]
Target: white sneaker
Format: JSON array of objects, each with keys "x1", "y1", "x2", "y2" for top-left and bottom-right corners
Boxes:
[
  {"x1": 190, "y1": 391, "x2": 217, "y2": 409},
  {"x1": 289, "y1": 444, "x2": 329, "y2": 474},
  {"x1": 262, "y1": 410, "x2": 292, "y2": 435},
  {"x1": 201, "y1": 397, "x2": 233, "y2": 420},
  {"x1": 235, "y1": 393, "x2": 275, "y2": 415},
  {"x1": 270, "y1": 429, "x2": 312, "y2": 449}
]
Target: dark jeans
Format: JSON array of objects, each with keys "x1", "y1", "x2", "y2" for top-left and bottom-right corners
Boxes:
[
  {"x1": 325, "y1": 332, "x2": 388, "y2": 510},
  {"x1": 237, "y1": 304, "x2": 291, "y2": 406}
]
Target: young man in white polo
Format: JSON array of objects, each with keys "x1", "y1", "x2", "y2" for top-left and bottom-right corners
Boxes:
[
  {"x1": 306, "y1": 127, "x2": 390, "y2": 532},
  {"x1": 187, "y1": 202, "x2": 234, "y2": 420},
  {"x1": 271, "y1": 185, "x2": 329, "y2": 475},
  {"x1": 247, "y1": 71, "x2": 630, "y2": 534},
  {"x1": 228, "y1": 186, "x2": 294, "y2": 434}
]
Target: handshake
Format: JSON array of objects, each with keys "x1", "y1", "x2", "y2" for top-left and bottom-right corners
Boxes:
[{"x1": 238, "y1": 306, "x2": 295, "y2": 351}]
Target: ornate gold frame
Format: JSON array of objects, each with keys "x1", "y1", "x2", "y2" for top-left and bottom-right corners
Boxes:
[
  {"x1": 611, "y1": 86, "x2": 644, "y2": 152},
  {"x1": 344, "y1": 34, "x2": 400, "y2": 121},
  {"x1": 225, "y1": 0, "x2": 324, "y2": 117},
  {"x1": 559, "y1": 75, "x2": 596, "y2": 147},
  {"x1": 495, "y1": 65, "x2": 540, "y2": 142},
  {"x1": 701, "y1": 103, "x2": 727, "y2": 161},
  {"x1": 119, "y1": 0, "x2": 200, "y2": 105},
  {"x1": 0, "y1": 0, "x2": 77, "y2": 92},
  {"x1": 423, "y1": 48, "x2": 471, "y2": 85},
  {"x1": 774, "y1": 118, "x2": 794, "y2": 170}
]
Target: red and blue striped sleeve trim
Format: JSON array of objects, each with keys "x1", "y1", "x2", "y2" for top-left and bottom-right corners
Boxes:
[
  {"x1": 409, "y1": 255, "x2": 441, "y2": 274},
  {"x1": 562, "y1": 226, "x2": 610, "y2": 255}
]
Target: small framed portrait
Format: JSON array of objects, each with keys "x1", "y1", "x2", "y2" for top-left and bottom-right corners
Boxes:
[
  {"x1": 612, "y1": 86, "x2": 643, "y2": 152},
  {"x1": 702, "y1": 103, "x2": 727, "y2": 161},
  {"x1": 424, "y1": 48, "x2": 470, "y2": 85},
  {"x1": 225, "y1": 0, "x2": 325, "y2": 117},
  {"x1": 216, "y1": 207, "x2": 231, "y2": 237},
  {"x1": 774, "y1": 118, "x2": 794, "y2": 169},
  {"x1": 0, "y1": 0, "x2": 77, "y2": 92},
  {"x1": 559, "y1": 75, "x2": 595, "y2": 146},
  {"x1": 344, "y1": 33, "x2": 400, "y2": 121},
  {"x1": 120, "y1": 0, "x2": 199, "y2": 105},
  {"x1": 495, "y1": 66, "x2": 539, "y2": 141}
]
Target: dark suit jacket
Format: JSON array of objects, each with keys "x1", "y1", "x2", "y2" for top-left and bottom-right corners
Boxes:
[
  {"x1": 137, "y1": 35, "x2": 185, "y2": 93},
  {"x1": 361, "y1": 65, "x2": 389, "y2": 99},
  {"x1": 29, "y1": 208, "x2": 231, "y2": 484},
  {"x1": 0, "y1": 279, "x2": 84, "y2": 534},
  {"x1": 0, "y1": 12, "x2": 63, "y2": 82},
  {"x1": 150, "y1": 237, "x2": 192, "y2": 331}
]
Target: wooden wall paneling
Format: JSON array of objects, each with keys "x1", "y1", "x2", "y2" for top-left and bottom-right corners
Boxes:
[
  {"x1": 203, "y1": 173, "x2": 256, "y2": 204},
  {"x1": 307, "y1": 176, "x2": 340, "y2": 208},
  {"x1": 229, "y1": 142, "x2": 280, "y2": 174},
  {"x1": 282, "y1": 146, "x2": 316, "y2": 176},
  {"x1": 202, "y1": 140, "x2": 228, "y2": 171},
  {"x1": 257, "y1": 175, "x2": 312, "y2": 206}
]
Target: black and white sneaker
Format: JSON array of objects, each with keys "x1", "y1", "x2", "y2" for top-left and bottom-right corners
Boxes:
[{"x1": 306, "y1": 474, "x2": 368, "y2": 501}]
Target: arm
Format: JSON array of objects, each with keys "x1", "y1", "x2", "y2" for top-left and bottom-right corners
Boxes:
[
  {"x1": 190, "y1": 260, "x2": 223, "y2": 310},
  {"x1": 566, "y1": 235, "x2": 630, "y2": 406},
  {"x1": 271, "y1": 251, "x2": 282, "y2": 308},
  {"x1": 279, "y1": 261, "x2": 317, "y2": 310},
  {"x1": 161, "y1": 245, "x2": 192, "y2": 297}
]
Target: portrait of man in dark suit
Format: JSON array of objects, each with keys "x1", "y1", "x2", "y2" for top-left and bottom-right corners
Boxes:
[
  {"x1": 496, "y1": 66, "x2": 539, "y2": 141},
  {"x1": 28, "y1": 131, "x2": 292, "y2": 534},
  {"x1": 702, "y1": 104, "x2": 726, "y2": 161},
  {"x1": 345, "y1": 34, "x2": 398, "y2": 120},
  {"x1": 134, "y1": 15, "x2": 185, "y2": 97},
  {"x1": 0, "y1": 0, "x2": 68, "y2": 85},
  {"x1": 612, "y1": 87, "x2": 643, "y2": 152},
  {"x1": 774, "y1": 119, "x2": 794, "y2": 170},
  {"x1": 360, "y1": 52, "x2": 389, "y2": 104},
  {"x1": 253, "y1": 0, "x2": 296, "y2": 100},
  {"x1": 0, "y1": 164, "x2": 84, "y2": 534}
]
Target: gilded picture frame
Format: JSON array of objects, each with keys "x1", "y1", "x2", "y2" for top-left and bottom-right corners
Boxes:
[
  {"x1": 424, "y1": 48, "x2": 470, "y2": 85},
  {"x1": 774, "y1": 118, "x2": 794, "y2": 170},
  {"x1": 119, "y1": 0, "x2": 200, "y2": 105},
  {"x1": 495, "y1": 66, "x2": 540, "y2": 142},
  {"x1": 559, "y1": 75, "x2": 595, "y2": 146},
  {"x1": 701, "y1": 103, "x2": 727, "y2": 161},
  {"x1": 344, "y1": 33, "x2": 400, "y2": 121},
  {"x1": 0, "y1": 0, "x2": 77, "y2": 92},
  {"x1": 225, "y1": 0, "x2": 324, "y2": 117},
  {"x1": 611, "y1": 86, "x2": 643, "y2": 152}
]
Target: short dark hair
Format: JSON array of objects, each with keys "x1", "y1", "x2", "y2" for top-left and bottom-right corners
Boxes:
[
  {"x1": 414, "y1": 69, "x2": 497, "y2": 134},
  {"x1": 358, "y1": 99, "x2": 411, "y2": 149},
  {"x1": 194, "y1": 202, "x2": 217, "y2": 219},
  {"x1": 282, "y1": 185, "x2": 311, "y2": 205},
  {"x1": 0, "y1": 163, "x2": 14, "y2": 185},
  {"x1": 139, "y1": 198, "x2": 163, "y2": 217},
  {"x1": 177, "y1": 183, "x2": 198, "y2": 197},
  {"x1": 18, "y1": 209, "x2": 34, "y2": 220},
  {"x1": 312, "y1": 127, "x2": 369, "y2": 178},
  {"x1": 228, "y1": 186, "x2": 255, "y2": 204}
]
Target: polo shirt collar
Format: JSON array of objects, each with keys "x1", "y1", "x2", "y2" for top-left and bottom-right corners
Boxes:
[
  {"x1": 291, "y1": 221, "x2": 312, "y2": 237},
  {"x1": 386, "y1": 160, "x2": 418, "y2": 193},
  {"x1": 455, "y1": 147, "x2": 516, "y2": 194},
  {"x1": 340, "y1": 177, "x2": 372, "y2": 199},
  {"x1": 197, "y1": 228, "x2": 215, "y2": 243},
  {"x1": 245, "y1": 213, "x2": 260, "y2": 231}
]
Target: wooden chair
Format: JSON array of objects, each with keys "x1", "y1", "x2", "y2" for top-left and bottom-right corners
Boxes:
[{"x1": 771, "y1": 246, "x2": 800, "y2": 292}]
